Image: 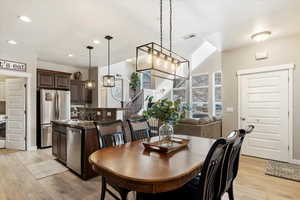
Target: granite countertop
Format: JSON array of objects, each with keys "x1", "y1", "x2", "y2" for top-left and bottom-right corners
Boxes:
[
  {"x1": 78, "y1": 107, "x2": 127, "y2": 111},
  {"x1": 52, "y1": 120, "x2": 96, "y2": 130}
]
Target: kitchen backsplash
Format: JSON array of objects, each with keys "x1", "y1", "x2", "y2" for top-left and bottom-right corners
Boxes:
[{"x1": 0, "y1": 101, "x2": 5, "y2": 114}]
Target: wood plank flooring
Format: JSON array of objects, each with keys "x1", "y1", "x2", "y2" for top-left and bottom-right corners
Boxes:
[{"x1": 0, "y1": 149, "x2": 299, "y2": 200}]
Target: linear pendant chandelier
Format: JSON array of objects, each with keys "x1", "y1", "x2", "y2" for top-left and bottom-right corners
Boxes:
[
  {"x1": 103, "y1": 35, "x2": 115, "y2": 87},
  {"x1": 85, "y1": 46, "x2": 96, "y2": 89},
  {"x1": 136, "y1": 0, "x2": 190, "y2": 80}
]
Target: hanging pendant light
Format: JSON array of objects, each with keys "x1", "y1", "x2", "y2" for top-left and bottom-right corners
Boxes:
[
  {"x1": 103, "y1": 35, "x2": 115, "y2": 87},
  {"x1": 85, "y1": 46, "x2": 96, "y2": 89},
  {"x1": 135, "y1": 0, "x2": 190, "y2": 81}
]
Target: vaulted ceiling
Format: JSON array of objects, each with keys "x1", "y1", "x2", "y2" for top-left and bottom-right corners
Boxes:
[{"x1": 1, "y1": 0, "x2": 300, "y2": 67}]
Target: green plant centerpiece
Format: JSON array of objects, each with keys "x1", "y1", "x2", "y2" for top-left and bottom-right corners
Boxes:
[{"x1": 143, "y1": 96, "x2": 189, "y2": 142}]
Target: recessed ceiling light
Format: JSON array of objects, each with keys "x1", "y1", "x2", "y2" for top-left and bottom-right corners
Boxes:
[
  {"x1": 93, "y1": 40, "x2": 100, "y2": 44},
  {"x1": 68, "y1": 54, "x2": 74, "y2": 57},
  {"x1": 126, "y1": 58, "x2": 133, "y2": 62},
  {"x1": 7, "y1": 40, "x2": 17, "y2": 45},
  {"x1": 18, "y1": 16, "x2": 32, "y2": 23},
  {"x1": 251, "y1": 31, "x2": 272, "y2": 42}
]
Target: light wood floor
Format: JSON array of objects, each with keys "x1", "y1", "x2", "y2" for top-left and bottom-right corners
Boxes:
[{"x1": 0, "y1": 149, "x2": 299, "y2": 200}]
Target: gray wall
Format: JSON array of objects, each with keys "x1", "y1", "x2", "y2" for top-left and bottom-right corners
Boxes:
[{"x1": 222, "y1": 34, "x2": 300, "y2": 160}]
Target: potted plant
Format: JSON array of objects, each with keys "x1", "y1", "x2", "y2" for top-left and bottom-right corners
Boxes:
[
  {"x1": 129, "y1": 72, "x2": 140, "y2": 96},
  {"x1": 143, "y1": 97, "x2": 189, "y2": 141}
]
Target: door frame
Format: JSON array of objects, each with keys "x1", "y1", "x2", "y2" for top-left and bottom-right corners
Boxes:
[
  {"x1": 0, "y1": 69, "x2": 32, "y2": 151},
  {"x1": 237, "y1": 64, "x2": 296, "y2": 164}
]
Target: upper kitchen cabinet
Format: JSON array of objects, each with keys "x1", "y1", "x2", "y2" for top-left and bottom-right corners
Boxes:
[
  {"x1": 37, "y1": 69, "x2": 71, "y2": 90},
  {"x1": 70, "y1": 80, "x2": 92, "y2": 105},
  {"x1": 55, "y1": 73, "x2": 71, "y2": 90}
]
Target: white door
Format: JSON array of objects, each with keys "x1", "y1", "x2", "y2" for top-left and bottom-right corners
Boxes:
[
  {"x1": 5, "y1": 78, "x2": 26, "y2": 150},
  {"x1": 239, "y1": 70, "x2": 289, "y2": 162}
]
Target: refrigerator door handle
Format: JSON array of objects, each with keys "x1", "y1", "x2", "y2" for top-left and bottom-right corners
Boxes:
[
  {"x1": 55, "y1": 91, "x2": 58, "y2": 120},
  {"x1": 57, "y1": 92, "x2": 60, "y2": 120}
]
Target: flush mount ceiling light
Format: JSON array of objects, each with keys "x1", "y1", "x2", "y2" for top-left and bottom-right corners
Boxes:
[
  {"x1": 93, "y1": 40, "x2": 100, "y2": 44},
  {"x1": 68, "y1": 54, "x2": 74, "y2": 57},
  {"x1": 251, "y1": 31, "x2": 272, "y2": 42},
  {"x1": 103, "y1": 35, "x2": 115, "y2": 88},
  {"x1": 7, "y1": 40, "x2": 17, "y2": 45},
  {"x1": 18, "y1": 15, "x2": 32, "y2": 23},
  {"x1": 85, "y1": 46, "x2": 96, "y2": 89},
  {"x1": 136, "y1": 0, "x2": 190, "y2": 81}
]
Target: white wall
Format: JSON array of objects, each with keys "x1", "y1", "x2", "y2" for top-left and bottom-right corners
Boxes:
[
  {"x1": 37, "y1": 60, "x2": 89, "y2": 80},
  {"x1": 99, "y1": 61, "x2": 135, "y2": 108},
  {"x1": 222, "y1": 33, "x2": 300, "y2": 160},
  {"x1": 0, "y1": 44, "x2": 37, "y2": 149}
]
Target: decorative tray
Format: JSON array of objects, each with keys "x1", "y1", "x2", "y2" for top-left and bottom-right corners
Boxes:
[{"x1": 143, "y1": 137, "x2": 190, "y2": 153}]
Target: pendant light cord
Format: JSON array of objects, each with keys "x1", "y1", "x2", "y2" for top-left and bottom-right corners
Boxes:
[
  {"x1": 89, "y1": 48, "x2": 91, "y2": 80},
  {"x1": 160, "y1": 0, "x2": 163, "y2": 52},
  {"x1": 108, "y1": 38, "x2": 110, "y2": 75},
  {"x1": 169, "y1": 0, "x2": 172, "y2": 55}
]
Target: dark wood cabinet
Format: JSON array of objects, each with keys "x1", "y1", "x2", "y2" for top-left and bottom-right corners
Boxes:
[
  {"x1": 55, "y1": 74, "x2": 70, "y2": 90},
  {"x1": 70, "y1": 82, "x2": 81, "y2": 104},
  {"x1": 37, "y1": 70, "x2": 55, "y2": 89},
  {"x1": 52, "y1": 121, "x2": 98, "y2": 180},
  {"x1": 59, "y1": 133, "x2": 67, "y2": 163},
  {"x1": 52, "y1": 124, "x2": 67, "y2": 164},
  {"x1": 70, "y1": 80, "x2": 92, "y2": 105},
  {"x1": 37, "y1": 69, "x2": 71, "y2": 90}
]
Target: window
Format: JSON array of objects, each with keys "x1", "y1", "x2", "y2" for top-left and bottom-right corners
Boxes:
[
  {"x1": 192, "y1": 74, "x2": 209, "y2": 118},
  {"x1": 213, "y1": 72, "x2": 222, "y2": 116},
  {"x1": 142, "y1": 71, "x2": 151, "y2": 89},
  {"x1": 173, "y1": 78, "x2": 186, "y2": 103}
]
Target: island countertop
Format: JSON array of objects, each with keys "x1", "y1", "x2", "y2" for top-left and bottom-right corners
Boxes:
[{"x1": 52, "y1": 120, "x2": 96, "y2": 130}]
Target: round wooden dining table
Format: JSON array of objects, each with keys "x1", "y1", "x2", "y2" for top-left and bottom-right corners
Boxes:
[{"x1": 89, "y1": 135, "x2": 215, "y2": 193}]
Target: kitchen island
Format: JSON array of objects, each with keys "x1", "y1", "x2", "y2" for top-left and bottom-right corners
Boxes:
[
  {"x1": 51, "y1": 107, "x2": 127, "y2": 180},
  {"x1": 52, "y1": 120, "x2": 99, "y2": 180}
]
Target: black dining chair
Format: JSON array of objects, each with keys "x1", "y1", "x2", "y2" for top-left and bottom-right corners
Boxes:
[
  {"x1": 94, "y1": 120, "x2": 130, "y2": 200},
  {"x1": 219, "y1": 125, "x2": 255, "y2": 200},
  {"x1": 127, "y1": 118, "x2": 151, "y2": 141},
  {"x1": 137, "y1": 137, "x2": 229, "y2": 200}
]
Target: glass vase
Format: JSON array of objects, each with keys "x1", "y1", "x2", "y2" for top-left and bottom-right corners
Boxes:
[{"x1": 159, "y1": 122, "x2": 174, "y2": 141}]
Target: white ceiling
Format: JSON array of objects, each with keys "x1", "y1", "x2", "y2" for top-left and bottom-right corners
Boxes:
[{"x1": 1, "y1": 0, "x2": 300, "y2": 67}]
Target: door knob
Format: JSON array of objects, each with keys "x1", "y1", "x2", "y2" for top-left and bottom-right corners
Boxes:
[{"x1": 240, "y1": 117, "x2": 246, "y2": 121}]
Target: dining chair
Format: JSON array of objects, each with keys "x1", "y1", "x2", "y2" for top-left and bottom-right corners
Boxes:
[
  {"x1": 127, "y1": 118, "x2": 151, "y2": 141},
  {"x1": 219, "y1": 125, "x2": 255, "y2": 200},
  {"x1": 137, "y1": 137, "x2": 229, "y2": 200},
  {"x1": 94, "y1": 120, "x2": 130, "y2": 200}
]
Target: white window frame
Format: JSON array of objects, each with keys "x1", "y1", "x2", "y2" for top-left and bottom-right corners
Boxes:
[
  {"x1": 191, "y1": 73, "x2": 209, "y2": 115},
  {"x1": 212, "y1": 71, "x2": 222, "y2": 116}
]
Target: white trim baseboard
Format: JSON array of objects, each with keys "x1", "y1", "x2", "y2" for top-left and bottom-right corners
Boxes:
[
  {"x1": 291, "y1": 159, "x2": 300, "y2": 165},
  {"x1": 27, "y1": 146, "x2": 37, "y2": 151}
]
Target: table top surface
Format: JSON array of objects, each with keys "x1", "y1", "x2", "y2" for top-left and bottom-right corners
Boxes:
[{"x1": 89, "y1": 135, "x2": 215, "y2": 192}]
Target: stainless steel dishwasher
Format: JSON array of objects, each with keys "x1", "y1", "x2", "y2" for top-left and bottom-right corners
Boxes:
[{"x1": 67, "y1": 127, "x2": 82, "y2": 175}]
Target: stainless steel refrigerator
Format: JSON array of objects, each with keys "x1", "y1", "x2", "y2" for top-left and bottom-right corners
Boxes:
[{"x1": 40, "y1": 89, "x2": 70, "y2": 148}]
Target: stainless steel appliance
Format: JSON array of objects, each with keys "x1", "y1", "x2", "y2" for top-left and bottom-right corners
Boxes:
[
  {"x1": 67, "y1": 127, "x2": 82, "y2": 175},
  {"x1": 40, "y1": 89, "x2": 70, "y2": 148}
]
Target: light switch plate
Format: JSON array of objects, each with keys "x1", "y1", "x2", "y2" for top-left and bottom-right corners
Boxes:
[{"x1": 226, "y1": 107, "x2": 234, "y2": 112}]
